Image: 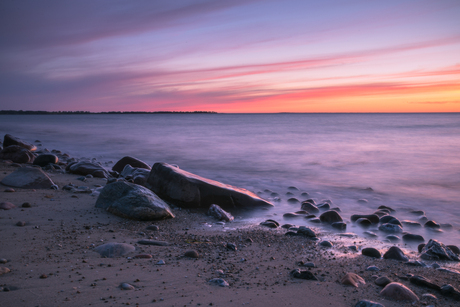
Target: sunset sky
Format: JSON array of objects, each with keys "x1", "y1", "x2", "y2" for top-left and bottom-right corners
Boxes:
[{"x1": 1, "y1": 0, "x2": 459, "y2": 113}]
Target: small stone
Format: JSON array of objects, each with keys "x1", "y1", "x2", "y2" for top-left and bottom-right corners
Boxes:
[
  {"x1": 0, "y1": 259, "x2": 7, "y2": 264},
  {"x1": 137, "y1": 240, "x2": 169, "y2": 246},
  {"x1": 363, "y1": 231, "x2": 378, "y2": 237},
  {"x1": 356, "y1": 218, "x2": 372, "y2": 226},
  {"x1": 354, "y1": 300, "x2": 384, "y2": 307},
  {"x1": 40, "y1": 274, "x2": 47, "y2": 279},
  {"x1": 120, "y1": 282, "x2": 135, "y2": 290},
  {"x1": 146, "y1": 225, "x2": 159, "y2": 231},
  {"x1": 386, "y1": 235, "x2": 400, "y2": 242},
  {"x1": 21, "y1": 202, "x2": 32, "y2": 208},
  {"x1": 184, "y1": 250, "x2": 199, "y2": 258},
  {"x1": 331, "y1": 222, "x2": 347, "y2": 230},
  {"x1": 133, "y1": 254, "x2": 152, "y2": 259},
  {"x1": 94, "y1": 243, "x2": 135, "y2": 258},
  {"x1": 375, "y1": 276, "x2": 392, "y2": 287},
  {"x1": 4, "y1": 188, "x2": 15, "y2": 192},
  {"x1": 290, "y1": 269, "x2": 317, "y2": 280},
  {"x1": 341, "y1": 272, "x2": 365, "y2": 287},
  {"x1": 421, "y1": 293, "x2": 437, "y2": 301},
  {"x1": 319, "y1": 241, "x2": 333, "y2": 248},
  {"x1": 209, "y1": 278, "x2": 229, "y2": 287},
  {"x1": 409, "y1": 275, "x2": 440, "y2": 291},
  {"x1": 226, "y1": 242, "x2": 237, "y2": 251},
  {"x1": 0, "y1": 202, "x2": 15, "y2": 210},
  {"x1": 297, "y1": 226, "x2": 317, "y2": 238},
  {"x1": 156, "y1": 260, "x2": 165, "y2": 265},
  {"x1": 260, "y1": 220, "x2": 279, "y2": 228},
  {"x1": 300, "y1": 201, "x2": 319, "y2": 213},
  {"x1": 0, "y1": 267, "x2": 11, "y2": 275},
  {"x1": 424, "y1": 220, "x2": 440, "y2": 229},
  {"x1": 16, "y1": 221, "x2": 26, "y2": 227},
  {"x1": 380, "y1": 282, "x2": 419, "y2": 301},
  {"x1": 366, "y1": 266, "x2": 379, "y2": 271},
  {"x1": 403, "y1": 233, "x2": 424, "y2": 242},
  {"x1": 362, "y1": 247, "x2": 381, "y2": 259},
  {"x1": 351, "y1": 214, "x2": 379, "y2": 224},
  {"x1": 440, "y1": 284, "x2": 460, "y2": 301},
  {"x1": 319, "y1": 210, "x2": 343, "y2": 224}
]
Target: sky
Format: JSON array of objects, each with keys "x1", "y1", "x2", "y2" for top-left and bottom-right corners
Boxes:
[{"x1": 1, "y1": 0, "x2": 460, "y2": 113}]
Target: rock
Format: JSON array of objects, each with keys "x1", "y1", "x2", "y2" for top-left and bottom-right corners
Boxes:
[
  {"x1": 401, "y1": 220, "x2": 421, "y2": 227},
  {"x1": 421, "y1": 293, "x2": 437, "y2": 301},
  {"x1": 383, "y1": 246, "x2": 408, "y2": 261},
  {"x1": 379, "y1": 216, "x2": 402, "y2": 226},
  {"x1": 317, "y1": 202, "x2": 330, "y2": 210},
  {"x1": 0, "y1": 267, "x2": 11, "y2": 275},
  {"x1": 424, "y1": 220, "x2": 440, "y2": 229},
  {"x1": 366, "y1": 266, "x2": 379, "y2": 271},
  {"x1": 226, "y1": 242, "x2": 237, "y2": 251},
  {"x1": 290, "y1": 269, "x2": 317, "y2": 280},
  {"x1": 417, "y1": 243, "x2": 426, "y2": 253},
  {"x1": 21, "y1": 202, "x2": 32, "y2": 208},
  {"x1": 354, "y1": 300, "x2": 384, "y2": 307},
  {"x1": 33, "y1": 154, "x2": 58, "y2": 167},
  {"x1": 112, "y1": 156, "x2": 151, "y2": 173},
  {"x1": 120, "y1": 282, "x2": 135, "y2": 290},
  {"x1": 146, "y1": 162, "x2": 272, "y2": 209},
  {"x1": 420, "y1": 239, "x2": 459, "y2": 261},
  {"x1": 356, "y1": 218, "x2": 372, "y2": 226},
  {"x1": 402, "y1": 233, "x2": 424, "y2": 242},
  {"x1": 351, "y1": 214, "x2": 379, "y2": 224},
  {"x1": 410, "y1": 210, "x2": 425, "y2": 215},
  {"x1": 447, "y1": 245, "x2": 460, "y2": 255},
  {"x1": 260, "y1": 219, "x2": 279, "y2": 228},
  {"x1": 405, "y1": 260, "x2": 427, "y2": 267},
  {"x1": 319, "y1": 241, "x2": 333, "y2": 248},
  {"x1": 1, "y1": 167, "x2": 55, "y2": 189},
  {"x1": 146, "y1": 225, "x2": 159, "y2": 231},
  {"x1": 133, "y1": 254, "x2": 153, "y2": 259},
  {"x1": 0, "y1": 259, "x2": 7, "y2": 264},
  {"x1": 184, "y1": 250, "x2": 199, "y2": 258},
  {"x1": 319, "y1": 210, "x2": 343, "y2": 224},
  {"x1": 386, "y1": 235, "x2": 400, "y2": 242},
  {"x1": 283, "y1": 212, "x2": 300, "y2": 218},
  {"x1": 409, "y1": 275, "x2": 440, "y2": 291},
  {"x1": 4, "y1": 187, "x2": 15, "y2": 192},
  {"x1": 95, "y1": 181, "x2": 174, "y2": 220},
  {"x1": 378, "y1": 223, "x2": 403, "y2": 233},
  {"x1": 331, "y1": 222, "x2": 347, "y2": 230},
  {"x1": 341, "y1": 272, "x2": 365, "y2": 287},
  {"x1": 137, "y1": 240, "x2": 169, "y2": 246},
  {"x1": 300, "y1": 201, "x2": 319, "y2": 213},
  {"x1": 364, "y1": 231, "x2": 378, "y2": 237},
  {"x1": 0, "y1": 145, "x2": 35, "y2": 163},
  {"x1": 287, "y1": 197, "x2": 300, "y2": 204},
  {"x1": 380, "y1": 282, "x2": 419, "y2": 301},
  {"x1": 0, "y1": 202, "x2": 15, "y2": 210},
  {"x1": 119, "y1": 164, "x2": 150, "y2": 186},
  {"x1": 375, "y1": 276, "x2": 392, "y2": 287},
  {"x1": 3, "y1": 134, "x2": 36, "y2": 151},
  {"x1": 309, "y1": 218, "x2": 321, "y2": 223},
  {"x1": 94, "y1": 243, "x2": 135, "y2": 258},
  {"x1": 440, "y1": 284, "x2": 460, "y2": 301},
  {"x1": 209, "y1": 278, "x2": 229, "y2": 287},
  {"x1": 16, "y1": 221, "x2": 26, "y2": 226},
  {"x1": 373, "y1": 210, "x2": 389, "y2": 217},
  {"x1": 357, "y1": 199, "x2": 368, "y2": 204},
  {"x1": 207, "y1": 204, "x2": 234, "y2": 222},
  {"x1": 378, "y1": 205, "x2": 395, "y2": 212},
  {"x1": 297, "y1": 226, "x2": 317, "y2": 238},
  {"x1": 362, "y1": 247, "x2": 381, "y2": 258},
  {"x1": 66, "y1": 161, "x2": 109, "y2": 178}
]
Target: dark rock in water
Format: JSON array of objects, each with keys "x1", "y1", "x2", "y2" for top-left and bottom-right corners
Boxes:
[
  {"x1": 0, "y1": 145, "x2": 35, "y2": 163},
  {"x1": 207, "y1": 204, "x2": 234, "y2": 222},
  {"x1": 287, "y1": 197, "x2": 300, "y2": 204},
  {"x1": 330, "y1": 207, "x2": 341, "y2": 212},
  {"x1": 1, "y1": 167, "x2": 55, "y2": 189},
  {"x1": 137, "y1": 240, "x2": 169, "y2": 246},
  {"x1": 146, "y1": 162, "x2": 272, "y2": 209},
  {"x1": 417, "y1": 244, "x2": 425, "y2": 253},
  {"x1": 119, "y1": 165, "x2": 150, "y2": 187},
  {"x1": 94, "y1": 243, "x2": 135, "y2": 258},
  {"x1": 288, "y1": 186, "x2": 299, "y2": 191},
  {"x1": 401, "y1": 220, "x2": 422, "y2": 227},
  {"x1": 420, "y1": 239, "x2": 460, "y2": 261},
  {"x1": 447, "y1": 245, "x2": 460, "y2": 255},
  {"x1": 409, "y1": 275, "x2": 440, "y2": 291},
  {"x1": 33, "y1": 154, "x2": 58, "y2": 167},
  {"x1": 290, "y1": 269, "x2": 317, "y2": 280},
  {"x1": 0, "y1": 202, "x2": 15, "y2": 210},
  {"x1": 260, "y1": 220, "x2": 279, "y2": 228},
  {"x1": 405, "y1": 260, "x2": 427, "y2": 267},
  {"x1": 297, "y1": 226, "x2": 317, "y2": 238},
  {"x1": 300, "y1": 201, "x2": 319, "y2": 213},
  {"x1": 281, "y1": 223, "x2": 294, "y2": 229},
  {"x1": 309, "y1": 218, "x2": 321, "y2": 223},
  {"x1": 283, "y1": 212, "x2": 300, "y2": 218},
  {"x1": 364, "y1": 231, "x2": 378, "y2": 237},
  {"x1": 341, "y1": 272, "x2": 365, "y2": 287},
  {"x1": 319, "y1": 240, "x2": 333, "y2": 248},
  {"x1": 184, "y1": 250, "x2": 199, "y2": 258},
  {"x1": 403, "y1": 233, "x2": 425, "y2": 242},
  {"x1": 3, "y1": 134, "x2": 36, "y2": 151},
  {"x1": 351, "y1": 214, "x2": 379, "y2": 224},
  {"x1": 356, "y1": 218, "x2": 372, "y2": 227},
  {"x1": 418, "y1": 216, "x2": 428, "y2": 222},
  {"x1": 331, "y1": 222, "x2": 347, "y2": 230},
  {"x1": 380, "y1": 215, "x2": 402, "y2": 226},
  {"x1": 95, "y1": 181, "x2": 175, "y2": 220},
  {"x1": 378, "y1": 223, "x2": 403, "y2": 233},
  {"x1": 300, "y1": 192, "x2": 309, "y2": 197},
  {"x1": 112, "y1": 156, "x2": 151, "y2": 173},
  {"x1": 362, "y1": 247, "x2": 381, "y2": 258},
  {"x1": 380, "y1": 282, "x2": 419, "y2": 301},
  {"x1": 354, "y1": 300, "x2": 384, "y2": 307},
  {"x1": 441, "y1": 223, "x2": 453, "y2": 229},
  {"x1": 319, "y1": 210, "x2": 343, "y2": 224},
  {"x1": 373, "y1": 210, "x2": 389, "y2": 217},
  {"x1": 317, "y1": 202, "x2": 330, "y2": 211},
  {"x1": 304, "y1": 214, "x2": 316, "y2": 219},
  {"x1": 424, "y1": 220, "x2": 441, "y2": 229},
  {"x1": 285, "y1": 231, "x2": 298, "y2": 236},
  {"x1": 375, "y1": 276, "x2": 392, "y2": 287},
  {"x1": 378, "y1": 205, "x2": 395, "y2": 212},
  {"x1": 383, "y1": 246, "x2": 408, "y2": 261},
  {"x1": 66, "y1": 161, "x2": 109, "y2": 178},
  {"x1": 304, "y1": 198, "x2": 316, "y2": 205},
  {"x1": 410, "y1": 210, "x2": 425, "y2": 215},
  {"x1": 357, "y1": 199, "x2": 368, "y2": 204},
  {"x1": 386, "y1": 235, "x2": 400, "y2": 242},
  {"x1": 440, "y1": 284, "x2": 460, "y2": 301},
  {"x1": 295, "y1": 210, "x2": 308, "y2": 215}
]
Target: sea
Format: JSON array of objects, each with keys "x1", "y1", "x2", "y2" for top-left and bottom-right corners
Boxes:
[{"x1": 1, "y1": 113, "x2": 460, "y2": 250}]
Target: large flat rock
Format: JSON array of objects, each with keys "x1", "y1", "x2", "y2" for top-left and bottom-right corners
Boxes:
[
  {"x1": 146, "y1": 162, "x2": 273, "y2": 209},
  {"x1": 1, "y1": 167, "x2": 55, "y2": 189}
]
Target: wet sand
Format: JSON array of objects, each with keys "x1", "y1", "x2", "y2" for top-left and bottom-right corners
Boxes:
[{"x1": 1, "y1": 162, "x2": 459, "y2": 307}]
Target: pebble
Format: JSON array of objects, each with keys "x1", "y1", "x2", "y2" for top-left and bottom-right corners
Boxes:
[
  {"x1": 378, "y1": 223, "x2": 403, "y2": 233},
  {"x1": 226, "y1": 242, "x2": 237, "y2": 251},
  {"x1": 319, "y1": 241, "x2": 333, "y2": 248},
  {"x1": 374, "y1": 276, "x2": 392, "y2": 287},
  {"x1": 208, "y1": 278, "x2": 229, "y2": 287},
  {"x1": 403, "y1": 233, "x2": 425, "y2": 242},
  {"x1": 362, "y1": 247, "x2": 381, "y2": 258},
  {"x1": 4, "y1": 188, "x2": 15, "y2": 192},
  {"x1": 287, "y1": 197, "x2": 300, "y2": 204},
  {"x1": 137, "y1": 240, "x2": 169, "y2": 246},
  {"x1": 133, "y1": 254, "x2": 152, "y2": 259},
  {"x1": 366, "y1": 266, "x2": 379, "y2": 271},
  {"x1": 331, "y1": 222, "x2": 346, "y2": 230},
  {"x1": 21, "y1": 202, "x2": 32, "y2": 208},
  {"x1": 363, "y1": 231, "x2": 377, "y2": 237},
  {"x1": 290, "y1": 269, "x2": 317, "y2": 280},
  {"x1": 386, "y1": 235, "x2": 400, "y2": 242},
  {"x1": 0, "y1": 259, "x2": 7, "y2": 264},
  {"x1": 156, "y1": 260, "x2": 165, "y2": 265},
  {"x1": 380, "y1": 282, "x2": 419, "y2": 301},
  {"x1": 120, "y1": 282, "x2": 135, "y2": 290},
  {"x1": 146, "y1": 225, "x2": 159, "y2": 231},
  {"x1": 16, "y1": 221, "x2": 26, "y2": 227},
  {"x1": 184, "y1": 250, "x2": 199, "y2": 258},
  {"x1": 383, "y1": 246, "x2": 408, "y2": 262}
]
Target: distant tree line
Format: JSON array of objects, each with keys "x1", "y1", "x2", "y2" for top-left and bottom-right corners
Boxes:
[{"x1": 0, "y1": 110, "x2": 217, "y2": 115}]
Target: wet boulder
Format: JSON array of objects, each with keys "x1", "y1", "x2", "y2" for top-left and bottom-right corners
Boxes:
[
  {"x1": 0, "y1": 145, "x2": 35, "y2": 163},
  {"x1": 300, "y1": 201, "x2": 319, "y2": 213},
  {"x1": 380, "y1": 215, "x2": 402, "y2": 226},
  {"x1": 3, "y1": 134, "x2": 37, "y2": 151},
  {"x1": 95, "y1": 181, "x2": 174, "y2": 220},
  {"x1": 424, "y1": 220, "x2": 441, "y2": 229},
  {"x1": 383, "y1": 246, "x2": 408, "y2": 261},
  {"x1": 356, "y1": 218, "x2": 372, "y2": 227},
  {"x1": 207, "y1": 204, "x2": 234, "y2": 222},
  {"x1": 351, "y1": 214, "x2": 379, "y2": 224},
  {"x1": 112, "y1": 156, "x2": 151, "y2": 173},
  {"x1": 380, "y1": 282, "x2": 419, "y2": 301},
  {"x1": 33, "y1": 154, "x2": 58, "y2": 167},
  {"x1": 402, "y1": 233, "x2": 424, "y2": 242},
  {"x1": 378, "y1": 223, "x2": 403, "y2": 233},
  {"x1": 146, "y1": 162, "x2": 273, "y2": 209},
  {"x1": 319, "y1": 210, "x2": 343, "y2": 224},
  {"x1": 362, "y1": 247, "x2": 381, "y2": 258},
  {"x1": 420, "y1": 239, "x2": 459, "y2": 261},
  {"x1": 66, "y1": 161, "x2": 109, "y2": 178},
  {"x1": 1, "y1": 166, "x2": 55, "y2": 189}
]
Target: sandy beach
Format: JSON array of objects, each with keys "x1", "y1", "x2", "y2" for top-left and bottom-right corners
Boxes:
[{"x1": 1, "y1": 159, "x2": 460, "y2": 307}]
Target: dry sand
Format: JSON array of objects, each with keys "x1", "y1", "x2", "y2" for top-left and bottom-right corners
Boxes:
[{"x1": 1, "y1": 161, "x2": 459, "y2": 307}]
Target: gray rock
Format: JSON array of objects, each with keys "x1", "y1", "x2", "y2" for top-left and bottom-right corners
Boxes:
[
  {"x1": 386, "y1": 235, "x2": 400, "y2": 242},
  {"x1": 383, "y1": 246, "x2": 408, "y2": 261},
  {"x1": 405, "y1": 261, "x2": 427, "y2": 267},
  {"x1": 0, "y1": 145, "x2": 35, "y2": 163},
  {"x1": 1, "y1": 166, "x2": 55, "y2": 189},
  {"x1": 119, "y1": 164, "x2": 150, "y2": 186},
  {"x1": 137, "y1": 240, "x2": 169, "y2": 246},
  {"x1": 66, "y1": 161, "x2": 109, "y2": 178},
  {"x1": 341, "y1": 272, "x2": 365, "y2": 287},
  {"x1": 402, "y1": 233, "x2": 424, "y2": 242},
  {"x1": 0, "y1": 202, "x2": 15, "y2": 210},
  {"x1": 355, "y1": 300, "x2": 385, "y2": 307},
  {"x1": 319, "y1": 240, "x2": 333, "y2": 248},
  {"x1": 356, "y1": 218, "x2": 372, "y2": 226},
  {"x1": 112, "y1": 156, "x2": 151, "y2": 173},
  {"x1": 146, "y1": 162, "x2": 272, "y2": 209},
  {"x1": 362, "y1": 247, "x2": 381, "y2": 258},
  {"x1": 317, "y1": 202, "x2": 330, "y2": 210},
  {"x1": 207, "y1": 204, "x2": 234, "y2": 222},
  {"x1": 297, "y1": 226, "x2": 317, "y2": 238},
  {"x1": 120, "y1": 282, "x2": 135, "y2": 290},
  {"x1": 447, "y1": 245, "x2": 460, "y2": 255},
  {"x1": 209, "y1": 278, "x2": 229, "y2": 287},
  {"x1": 424, "y1": 220, "x2": 441, "y2": 229},
  {"x1": 94, "y1": 243, "x2": 135, "y2": 258},
  {"x1": 3, "y1": 134, "x2": 37, "y2": 151},
  {"x1": 366, "y1": 266, "x2": 379, "y2": 271},
  {"x1": 380, "y1": 282, "x2": 419, "y2": 301},
  {"x1": 379, "y1": 216, "x2": 402, "y2": 226},
  {"x1": 33, "y1": 154, "x2": 58, "y2": 167},
  {"x1": 95, "y1": 181, "x2": 174, "y2": 220},
  {"x1": 440, "y1": 284, "x2": 460, "y2": 301},
  {"x1": 420, "y1": 239, "x2": 459, "y2": 261},
  {"x1": 290, "y1": 269, "x2": 317, "y2": 280},
  {"x1": 375, "y1": 276, "x2": 392, "y2": 287},
  {"x1": 331, "y1": 222, "x2": 347, "y2": 230},
  {"x1": 300, "y1": 201, "x2": 319, "y2": 213},
  {"x1": 378, "y1": 223, "x2": 403, "y2": 233},
  {"x1": 409, "y1": 275, "x2": 440, "y2": 291},
  {"x1": 319, "y1": 210, "x2": 343, "y2": 224},
  {"x1": 351, "y1": 214, "x2": 379, "y2": 224}
]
